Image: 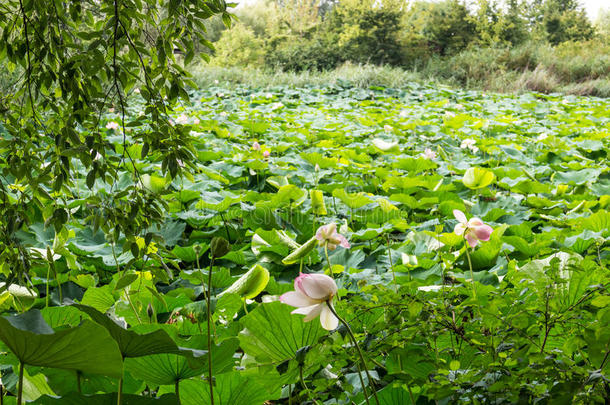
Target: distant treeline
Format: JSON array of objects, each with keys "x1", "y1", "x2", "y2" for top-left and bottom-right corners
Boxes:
[{"x1": 201, "y1": 0, "x2": 605, "y2": 71}]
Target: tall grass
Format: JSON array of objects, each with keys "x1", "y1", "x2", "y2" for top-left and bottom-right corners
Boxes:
[
  {"x1": 189, "y1": 63, "x2": 436, "y2": 89},
  {"x1": 189, "y1": 40, "x2": 610, "y2": 97}
]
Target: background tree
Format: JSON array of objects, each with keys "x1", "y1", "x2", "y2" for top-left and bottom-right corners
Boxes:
[{"x1": 533, "y1": 0, "x2": 594, "y2": 44}]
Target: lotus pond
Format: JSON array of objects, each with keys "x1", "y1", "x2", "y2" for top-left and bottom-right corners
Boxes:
[{"x1": 1, "y1": 83, "x2": 609, "y2": 404}]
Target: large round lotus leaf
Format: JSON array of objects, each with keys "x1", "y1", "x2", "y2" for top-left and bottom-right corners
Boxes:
[
  {"x1": 0, "y1": 309, "x2": 123, "y2": 378},
  {"x1": 462, "y1": 167, "x2": 495, "y2": 189}
]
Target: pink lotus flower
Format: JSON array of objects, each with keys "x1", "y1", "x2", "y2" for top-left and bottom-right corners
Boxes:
[
  {"x1": 252, "y1": 141, "x2": 261, "y2": 151},
  {"x1": 316, "y1": 223, "x2": 350, "y2": 250},
  {"x1": 193, "y1": 118, "x2": 200, "y2": 125},
  {"x1": 280, "y1": 273, "x2": 338, "y2": 330},
  {"x1": 105, "y1": 121, "x2": 119, "y2": 130},
  {"x1": 422, "y1": 148, "x2": 436, "y2": 160},
  {"x1": 175, "y1": 114, "x2": 188, "y2": 125},
  {"x1": 263, "y1": 150, "x2": 270, "y2": 158},
  {"x1": 453, "y1": 210, "x2": 493, "y2": 248}
]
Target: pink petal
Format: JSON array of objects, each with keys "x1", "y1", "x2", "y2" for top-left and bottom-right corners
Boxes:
[
  {"x1": 280, "y1": 291, "x2": 317, "y2": 308},
  {"x1": 468, "y1": 218, "x2": 484, "y2": 226},
  {"x1": 472, "y1": 224, "x2": 493, "y2": 242},
  {"x1": 454, "y1": 223, "x2": 466, "y2": 236},
  {"x1": 294, "y1": 273, "x2": 308, "y2": 296},
  {"x1": 336, "y1": 234, "x2": 350, "y2": 249},
  {"x1": 453, "y1": 210, "x2": 467, "y2": 224},
  {"x1": 300, "y1": 273, "x2": 337, "y2": 300},
  {"x1": 315, "y1": 225, "x2": 329, "y2": 241},
  {"x1": 465, "y1": 232, "x2": 479, "y2": 248},
  {"x1": 320, "y1": 304, "x2": 338, "y2": 330}
]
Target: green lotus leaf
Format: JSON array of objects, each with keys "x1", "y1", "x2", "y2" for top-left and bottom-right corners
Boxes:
[
  {"x1": 0, "y1": 309, "x2": 123, "y2": 378},
  {"x1": 462, "y1": 167, "x2": 495, "y2": 189}
]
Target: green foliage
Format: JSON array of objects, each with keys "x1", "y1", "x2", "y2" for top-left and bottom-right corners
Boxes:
[
  {"x1": 211, "y1": 24, "x2": 265, "y2": 67},
  {"x1": 538, "y1": 0, "x2": 595, "y2": 45},
  {"x1": 1, "y1": 72, "x2": 610, "y2": 403}
]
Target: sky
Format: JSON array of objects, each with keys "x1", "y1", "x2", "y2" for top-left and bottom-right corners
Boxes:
[
  {"x1": 236, "y1": 0, "x2": 609, "y2": 21},
  {"x1": 581, "y1": 0, "x2": 608, "y2": 21}
]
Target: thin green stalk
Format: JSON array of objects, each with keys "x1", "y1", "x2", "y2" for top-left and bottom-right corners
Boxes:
[
  {"x1": 207, "y1": 257, "x2": 215, "y2": 405},
  {"x1": 77, "y1": 371, "x2": 82, "y2": 394},
  {"x1": 175, "y1": 380, "x2": 181, "y2": 404},
  {"x1": 17, "y1": 363, "x2": 24, "y2": 405},
  {"x1": 326, "y1": 302, "x2": 380, "y2": 405},
  {"x1": 299, "y1": 364, "x2": 321, "y2": 405},
  {"x1": 385, "y1": 234, "x2": 398, "y2": 291},
  {"x1": 1, "y1": 383, "x2": 4, "y2": 405},
  {"x1": 464, "y1": 243, "x2": 476, "y2": 299},
  {"x1": 45, "y1": 265, "x2": 50, "y2": 308},
  {"x1": 324, "y1": 242, "x2": 334, "y2": 281},
  {"x1": 49, "y1": 259, "x2": 62, "y2": 303},
  {"x1": 406, "y1": 383, "x2": 415, "y2": 404},
  {"x1": 117, "y1": 377, "x2": 123, "y2": 405},
  {"x1": 219, "y1": 213, "x2": 231, "y2": 243},
  {"x1": 112, "y1": 243, "x2": 141, "y2": 324}
]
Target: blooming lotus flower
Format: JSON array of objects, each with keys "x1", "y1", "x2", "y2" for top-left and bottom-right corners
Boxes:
[
  {"x1": 384, "y1": 124, "x2": 393, "y2": 132},
  {"x1": 175, "y1": 114, "x2": 188, "y2": 125},
  {"x1": 133, "y1": 88, "x2": 140, "y2": 94},
  {"x1": 422, "y1": 148, "x2": 436, "y2": 160},
  {"x1": 106, "y1": 121, "x2": 119, "y2": 130},
  {"x1": 460, "y1": 139, "x2": 476, "y2": 149},
  {"x1": 316, "y1": 223, "x2": 350, "y2": 250},
  {"x1": 537, "y1": 133, "x2": 548, "y2": 141},
  {"x1": 280, "y1": 273, "x2": 338, "y2": 330},
  {"x1": 453, "y1": 210, "x2": 493, "y2": 248},
  {"x1": 252, "y1": 141, "x2": 261, "y2": 151},
  {"x1": 193, "y1": 118, "x2": 200, "y2": 125},
  {"x1": 263, "y1": 150, "x2": 270, "y2": 158}
]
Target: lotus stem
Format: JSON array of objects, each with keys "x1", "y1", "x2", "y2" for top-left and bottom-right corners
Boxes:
[
  {"x1": 385, "y1": 234, "x2": 398, "y2": 291},
  {"x1": 207, "y1": 257, "x2": 215, "y2": 405},
  {"x1": 324, "y1": 242, "x2": 333, "y2": 281},
  {"x1": 299, "y1": 364, "x2": 321, "y2": 405},
  {"x1": 117, "y1": 377, "x2": 123, "y2": 405},
  {"x1": 17, "y1": 362, "x2": 24, "y2": 405},
  {"x1": 175, "y1": 380, "x2": 181, "y2": 404},
  {"x1": 326, "y1": 302, "x2": 380, "y2": 405},
  {"x1": 464, "y1": 242, "x2": 476, "y2": 299}
]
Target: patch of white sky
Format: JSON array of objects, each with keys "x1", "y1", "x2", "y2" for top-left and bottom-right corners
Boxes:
[{"x1": 235, "y1": 0, "x2": 609, "y2": 21}]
